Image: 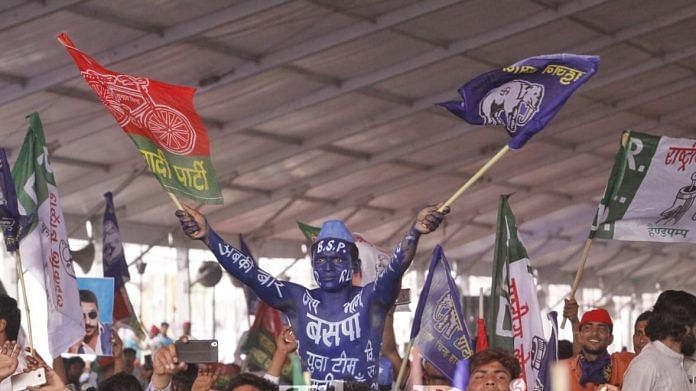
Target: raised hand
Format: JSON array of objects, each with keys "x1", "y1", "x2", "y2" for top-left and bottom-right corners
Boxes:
[
  {"x1": 175, "y1": 205, "x2": 208, "y2": 240},
  {"x1": 0, "y1": 341, "x2": 20, "y2": 381},
  {"x1": 24, "y1": 352, "x2": 66, "y2": 391},
  {"x1": 151, "y1": 344, "x2": 187, "y2": 389},
  {"x1": 191, "y1": 364, "x2": 221, "y2": 391},
  {"x1": 414, "y1": 204, "x2": 450, "y2": 234}
]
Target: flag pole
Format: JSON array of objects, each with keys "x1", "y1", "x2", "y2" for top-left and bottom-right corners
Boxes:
[
  {"x1": 168, "y1": 192, "x2": 184, "y2": 210},
  {"x1": 479, "y1": 287, "x2": 484, "y2": 319},
  {"x1": 560, "y1": 238, "x2": 593, "y2": 329},
  {"x1": 438, "y1": 145, "x2": 510, "y2": 212},
  {"x1": 14, "y1": 250, "x2": 34, "y2": 355},
  {"x1": 394, "y1": 339, "x2": 413, "y2": 391}
]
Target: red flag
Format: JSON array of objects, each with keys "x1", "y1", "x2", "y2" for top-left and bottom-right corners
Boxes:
[
  {"x1": 57, "y1": 33, "x2": 223, "y2": 204},
  {"x1": 476, "y1": 318, "x2": 489, "y2": 352}
]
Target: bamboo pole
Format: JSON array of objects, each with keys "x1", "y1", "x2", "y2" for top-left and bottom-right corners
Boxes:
[
  {"x1": 438, "y1": 145, "x2": 510, "y2": 212},
  {"x1": 560, "y1": 238, "x2": 593, "y2": 329},
  {"x1": 14, "y1": 251, "x2": 34, "y2": 355}
]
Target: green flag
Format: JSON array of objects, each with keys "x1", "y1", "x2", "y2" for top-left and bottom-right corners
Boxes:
[
  {"x1": 591, "y1": 131, "x2": 696, "y2": 242},
  {"x1": 297, "y1": 221, "x2": 320, "y2": 242},
  {"x1": 488, "y1": 195, "x2": 546, "y2": 388},
  {"x1": 13, "y1": 113, "x2": 85, "y2": 358}
]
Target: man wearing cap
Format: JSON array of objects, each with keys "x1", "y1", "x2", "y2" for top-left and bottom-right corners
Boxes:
[
  {"x1": 176, "y1": 204, "x2": 447, "y2": 389},
  {"x1": 562, "y1": 299, "x2": 634, "y2": 390}
]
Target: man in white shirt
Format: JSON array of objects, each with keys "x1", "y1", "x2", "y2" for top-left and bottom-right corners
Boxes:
[{"x1": 623, "y1": 290, "x2": 696, "y2": 391}]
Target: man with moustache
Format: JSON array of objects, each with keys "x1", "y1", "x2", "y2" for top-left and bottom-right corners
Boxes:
[
  {"x1": 623, "y1": 290, "x2": 696, "y2": 390},
  {"x1": 633, "y1": 310, "x2": 651, "y2": 354},
  {"x1": 561, "y1": 304, "x2": 633, "y2": 391},
  {"x1": 70, "y1": 289, "x2": 113, "y2": 355}
]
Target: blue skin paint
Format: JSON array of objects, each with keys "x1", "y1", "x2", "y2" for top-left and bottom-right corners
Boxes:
[{"x1": 178, "y1": 210, "x2": 444, "y2": 389}]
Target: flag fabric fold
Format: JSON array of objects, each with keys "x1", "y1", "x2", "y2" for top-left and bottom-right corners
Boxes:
[
  {"x1": 57, "y1": 33, "x2": 222, "y2": 204},
  {"x1": 12, "y1": 113, "x2": 84, "y2": 358},
  {"x1": 488, "y1": 194, "x2": 546, "y2": 388},
  {"x1": 534, "y1": 311, "x2": 559, "y2": 391},
  {"x1": 410, "y1": 245, "x2": 473, "y2": 383},
  {"x1": 438, "y1": 54, "x2": 599, "y2": 149},
  {"x1": 0, "y1": 148, "x2": 34, "y2": 252},
  {"x1": 476, "y1": 317, "x2": 489, "y2": 352},
  {"x1": 591, "y1": 130, "x2": 696, "y2": 243},
  {"x1": 102, "y1": 192, "x2": 145, "y2": 338}
]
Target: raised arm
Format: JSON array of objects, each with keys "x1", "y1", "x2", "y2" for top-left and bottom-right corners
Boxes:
[
  {"x1": 176, "y1": 206, "x2": 298, "y2": 312},
  {"x1": 372, "y1": 205, "x2": 448, "y2": 308}
]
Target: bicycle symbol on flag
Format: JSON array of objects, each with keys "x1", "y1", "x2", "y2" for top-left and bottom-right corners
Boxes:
[{"x1": 82, "y1": 69, "x2": 197, "y2": 155}]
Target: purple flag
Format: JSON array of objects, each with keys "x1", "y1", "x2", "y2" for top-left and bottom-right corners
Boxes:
[
  {"x1": 410, "y1": 245, "x2": 473, "y2": 382},
  {"x1": 0, "y1": 148, "x2": 33, "y2": 252},
  {"x1": 534, "y1": 311, "x2": 558, "y2": 391},
  {"x1": 102, "y1": 192, "x2": 130, "y2": 288},
  {"x1": 437, "y1": 54, "x2": 599, "y2": 149}
]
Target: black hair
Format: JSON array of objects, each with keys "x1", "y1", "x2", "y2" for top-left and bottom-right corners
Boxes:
[
  {"x1": 646, "y1": 290, "x2": 696, "y2": 342},
  {"x1": 98, "y1": 372, "x2": 143, "y2": 391},
  {"x1": 635, "y1": 310, "x2": 651, "y2": 328},
  {"x1": 0, "y1": 294, "x2": 21, "y2": 340},
  {"x1": 228, "y1": 372, "x2": 278, "y2": 391},
  {"x1": 469, "y1": 348, "x2": 521, "y2": 380},
  {"x1": 557, "y1": 339, "x2": 574, "y2": 360},
  {"x1": 79, "y1": 289, "x2": 98, "y2": 307}
]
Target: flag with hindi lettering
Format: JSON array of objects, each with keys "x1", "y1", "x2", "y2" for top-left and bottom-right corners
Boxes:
[
  {"x1": 410, "y1": 245, "x2": 473, "y2": 383},
  {"x1": 590, "y1": 130, "x2": 696, "y2": 243},
  {"x1": 488, "y1": 194, "x2": 546, "y2": 388},
  {"x1": 57, "y1": 33, "x2": 222, "y2": 204},
  {"x1": 240, "y1": 301, "x2": 288, "y2": 376},
  {"x1": 102, "y1": 192, "x2": 145, "y2": 338},
  {"x1": 296, "y1": 221, "x2": 390, "y2": 286},
  {"x1": 0, "y1": 148, "x2": 34, "y2": 252},
  {"x1": 437, "y1": 54, "x2": 599, "y2": 149},
  {"x1": 12, "y1": 113, "x2": 84, "y2": 358},
  {"x1": 534, "y1": 311, "x2": 558, "y2": 391}
]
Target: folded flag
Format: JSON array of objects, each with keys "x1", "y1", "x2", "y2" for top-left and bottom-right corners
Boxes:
[
  {"x1": 0, "y1": 148, "x2": 34, "y2": 252},
  {"x1": 411, "y1": 245, "x2": 473, "y2": 383},
  {"x1": 58, "y1": 33, "x2": 222, "y2": 204},
  {"x1": 489, "y1": 195, "x2": 546, "y2": 388},
  {"x1": 591, "y1": 130, "x2": 696, "y2": 243},
  {"x1": 438, "y1": 54, "x2": 599, "y2": 149}
]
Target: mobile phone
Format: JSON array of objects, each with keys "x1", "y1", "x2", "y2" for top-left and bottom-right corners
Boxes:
[
  {"x1": 11, "y1": 367, "x2": 46, "y2": 391},
  {"x1": 175, "y1": 339, "x2": 218, "y2": 363},
  {"x1": 143, "y1": 354, "x2": 153, "y2": 370},
  {"x1": 395, "y1": 288, "x2": 411, "y2": 306}
]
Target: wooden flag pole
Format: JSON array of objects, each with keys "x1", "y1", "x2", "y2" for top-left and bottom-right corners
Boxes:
[
  {"x1": 168, "y1": 192, "x2": 184, "y2": 211},
  {"x1": 438, "y1": 145, "x2": 510, "y2": 212},
  {"x1": 14, "y1": 251, "x2": 34, "y2": 355},
  {"x1": 560, "y1": 238, "x2": 593, "y2": 329},
  {"x1": 394, "y1": 339, "x2": 413, "y2": 391},
  {"x1": 479, "y1": 287, "x2": 484, "y2": 319}
]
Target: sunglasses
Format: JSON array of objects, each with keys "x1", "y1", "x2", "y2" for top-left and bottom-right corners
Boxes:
[{"x1": 84, "y1": 310, "x2": 98, "y2": 320}]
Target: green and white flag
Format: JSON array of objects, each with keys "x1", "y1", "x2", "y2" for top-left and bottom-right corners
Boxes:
[
  {"x1": 591, "y1": 131, "x2": 696, "y2": 243},
  {"x1": 488, "y1": 195, "x2": 546, "y2": 389},
  {"x1": 13, "y1": 113, "x2": 84, "y2": 358}
]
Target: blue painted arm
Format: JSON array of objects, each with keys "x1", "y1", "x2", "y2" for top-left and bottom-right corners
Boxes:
[
  {"x1": 204, "y1": 229, "x2": 298, "y2": 312},
  {"x1": 371, "y1": 225, "x2": 421, "y2": 308}
]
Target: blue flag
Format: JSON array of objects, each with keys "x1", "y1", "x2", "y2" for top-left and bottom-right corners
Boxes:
[
  {"x1": 103, "y1": 192, "x2": 130, "y2": 289},
  {"x1": 437, "y1": 54, "x2": 599, "y2": 149},
  {"x1": 411, "y1": 245, "x2": 473, "y2": 382},
  {"x1": 0, "y1": 148, "x2": 33, "y2": 252},
  {"x1": 534, "y1": 311, "x2": 558, "y2": 391},
  {"x1": 239, "y1": 234, "x2": 261, "y2": 314}
]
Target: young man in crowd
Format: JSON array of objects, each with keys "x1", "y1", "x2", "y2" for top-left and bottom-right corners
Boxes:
[
  {"x1": 633, "y1": 310, "x2": 651, "y2": 354},
  {"x1": 176, "y1": 203, "x2": 447, "y2": 389},
  {"x1": 467, "y1": 349, "x2": 520, "y2": 391},
  {"x1": 562, "y1": 300, "x2": 633, "y2": 390},
  {"x1": 623, "y1": 290, "x2": 696, "y2": 390},
  {"x1": 0, "y1": 295, "x2": 22, "y2": 391}
]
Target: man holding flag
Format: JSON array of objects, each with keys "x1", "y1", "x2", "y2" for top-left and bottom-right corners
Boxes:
[{"x1": 176, "y1": 204, "x2": 447, "y2": 389}]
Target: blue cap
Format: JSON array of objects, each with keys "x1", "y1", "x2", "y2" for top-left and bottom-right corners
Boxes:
[{"x1": 316, "y1": 219, "x2": 354, "y2": 243}]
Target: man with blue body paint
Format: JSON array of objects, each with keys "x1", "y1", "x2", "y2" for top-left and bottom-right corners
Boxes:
[{"x1": 176, "y1": 204, "x2": 448, "y2": 389}]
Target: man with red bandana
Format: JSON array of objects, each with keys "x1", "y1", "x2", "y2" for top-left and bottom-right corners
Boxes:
[{"x1": 562, "y1": 301, "x2": 634, "y2": 390}]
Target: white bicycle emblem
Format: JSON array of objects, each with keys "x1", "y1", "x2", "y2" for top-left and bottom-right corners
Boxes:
[{"x1": 82, "y1": 69, "x2": 197, "y2": 155}]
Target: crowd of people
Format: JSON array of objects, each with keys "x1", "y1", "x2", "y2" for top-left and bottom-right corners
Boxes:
[{"x1": 0, "y1": 204, "x2": 694, "y2": 390}]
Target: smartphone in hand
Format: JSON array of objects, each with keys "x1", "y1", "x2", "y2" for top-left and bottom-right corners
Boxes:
[{"x1": 175, "y1": 339, "x2": 218, "y2": 363}]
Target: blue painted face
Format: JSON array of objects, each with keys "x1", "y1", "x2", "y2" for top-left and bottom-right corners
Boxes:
[{"x1": 312, "y1": 238, "x2": 354, "y2": 292}]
